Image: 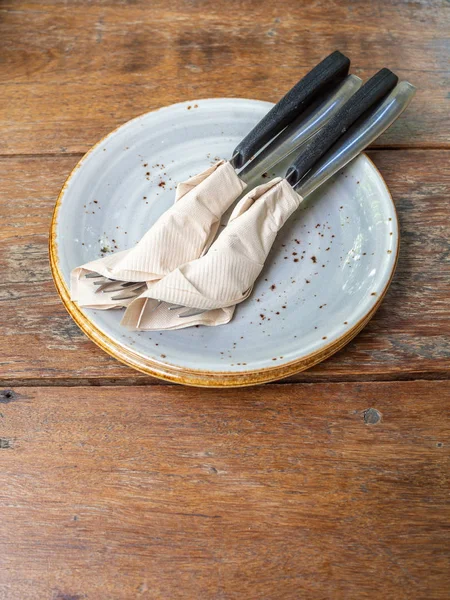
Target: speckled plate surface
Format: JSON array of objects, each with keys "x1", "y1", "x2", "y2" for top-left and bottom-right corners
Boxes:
[{"x1": 50, "y1": 98, "x2": 399, "y2": 387}]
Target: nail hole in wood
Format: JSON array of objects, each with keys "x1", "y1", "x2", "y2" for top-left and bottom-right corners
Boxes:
[
  {"x1": 363, "y1": 408, "x2": 382, "y2": 425},
  {"x1": 0, "y1": 390, "x2": 16, "y2": 403}
]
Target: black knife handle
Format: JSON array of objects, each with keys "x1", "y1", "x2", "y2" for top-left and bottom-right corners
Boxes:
[
  {"x1": 231, "y1": 50, "x2": 350, "y2": 170},
  {"x1": 285, "y1": 68, "x2": 398, "y2": 186}
]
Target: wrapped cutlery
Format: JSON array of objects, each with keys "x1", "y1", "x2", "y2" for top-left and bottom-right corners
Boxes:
[{"x1": 121, "y1": 79, "x2": 415, "y2": 330}]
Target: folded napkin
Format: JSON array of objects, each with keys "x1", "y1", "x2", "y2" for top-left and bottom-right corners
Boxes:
[
  {"x1": 121, "y1": 178, "x2": 303, "y2": 330},
  {"x1": 70, "y1": 160, "x2": 246, "y2": 309}
]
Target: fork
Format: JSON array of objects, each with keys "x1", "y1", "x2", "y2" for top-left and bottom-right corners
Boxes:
[
  {"x1": 89, "y1": 275, "x2": 203, "y2": 314},
  {"x1": 85, "y1": 274, "x2": 207, "y2": 316}
]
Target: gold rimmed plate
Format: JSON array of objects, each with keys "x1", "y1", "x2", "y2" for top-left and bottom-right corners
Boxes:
[{"x1": 50, "y1": 98, "x2": 399, "y2": 387}]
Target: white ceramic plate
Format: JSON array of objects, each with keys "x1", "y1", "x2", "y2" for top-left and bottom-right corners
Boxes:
[{"x1": 50, "y1": 98, "x2": 399, "y2": 387}]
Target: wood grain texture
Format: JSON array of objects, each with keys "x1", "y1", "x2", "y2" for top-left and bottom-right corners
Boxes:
[
  {"x1": 0, "y1": 0, "x2": 449, "y2": 154},
  {"x1": 1, "y1": 1, "x2": 449, "y2": 597},
  {"x1": 0, "y1": 382, "x2": 448, "y2": 599},
  {"x1": 1, "y1": 150, "x2": 449, "y2": 384}
]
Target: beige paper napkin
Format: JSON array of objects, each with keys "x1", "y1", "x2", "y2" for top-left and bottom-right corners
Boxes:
[
  {"x1": 121, "y1": 178, "x2": 303, "y2": 330},
  {"x1": 70, "y1": 160, "x2": 246, "y2": 309}
]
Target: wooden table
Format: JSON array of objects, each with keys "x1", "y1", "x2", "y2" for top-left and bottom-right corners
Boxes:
[{"x1": 1, "y1": 1, "x2": 449, "y2": 598}]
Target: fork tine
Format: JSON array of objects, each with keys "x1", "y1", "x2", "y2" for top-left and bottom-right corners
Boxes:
[
  {"x1": 111, "y1": 285, "x2": 146, "y2": 301},
  {"x1": 98, "y1": 281, "x2": 138, "y2": 293},
  {"x1": 95, "y1": 281, "x2": 117, "y2": 294},
  {"x1": 167, "y1": 304, "x2": 185, "y2": 311},
  {"x1": 148, "y1": 300, "x2": 163, "y2": 313},
  {"x1": 85, "y1": 272, "x2": 103, "y2": 279}
]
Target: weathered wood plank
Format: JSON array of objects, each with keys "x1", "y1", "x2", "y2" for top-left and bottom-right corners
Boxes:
[
  {"x1": 0, "y1": 382, "x2": 448, "y2": 599},
  {"x1": 0, "y1": 150, "x2": 449, "y2": 384},
  {"x1": 0, "y1": 0, "x2": 449, "y2": 154}
]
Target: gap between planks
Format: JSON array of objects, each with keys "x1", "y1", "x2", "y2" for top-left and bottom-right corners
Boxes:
[{"x1": 1, "y1": 373, "x2": 449, "y2": 388}]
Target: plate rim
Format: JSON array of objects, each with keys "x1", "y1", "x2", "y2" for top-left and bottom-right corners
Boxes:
[{"x1": 49, "y1": 98, "x2": 400, "y2": 387}]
